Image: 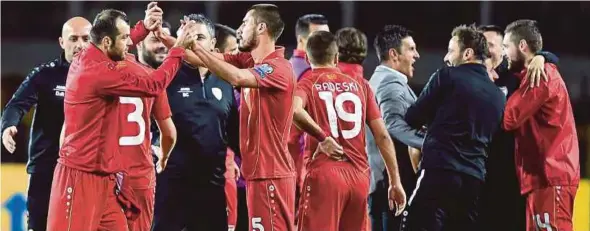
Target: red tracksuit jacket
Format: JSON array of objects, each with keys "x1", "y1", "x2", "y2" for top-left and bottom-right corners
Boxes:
[{"x1": 503, "y1": 63, "x2": 580, "y2": 195}]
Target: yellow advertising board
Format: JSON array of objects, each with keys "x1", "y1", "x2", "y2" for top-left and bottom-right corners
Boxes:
[{"x1": 1, "y1": 163, "x2": 589, "y2": 231}]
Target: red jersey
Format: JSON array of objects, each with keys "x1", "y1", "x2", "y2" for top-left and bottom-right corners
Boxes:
[
  {"x1": 301, "y1": 62, "x2": 367, "y2": 163},
  {"x1": 296, "y1": 67, "x2": 381, "y2": 172},
  {"x1": 60, "y1": 45, "x2": 184, "y2": 174},
  {"x1": 224, "y1": 47, "x2": 296, "y2": 180},
  {"x1": 503, "y1": 63, "x2": 580, "y2": 194},
  {"x1": 118, "y1": 55, "x2": 172, "y2": 188}
]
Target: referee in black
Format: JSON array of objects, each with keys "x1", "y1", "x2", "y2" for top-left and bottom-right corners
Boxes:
[
  {"x1": 401, "y1": 25, "x2": 506, "y2": 231},
  {"x1": 1, "y1": 17, "x2": 91, "y2": 231},
  {"x1": 151, "y1": 14, "x2": 240, "y2": 231}
]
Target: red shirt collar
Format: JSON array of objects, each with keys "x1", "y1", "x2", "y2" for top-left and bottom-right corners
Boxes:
[
  {"x1": 85, "y1": 44, "x2": 113, "y2": 63},
  {"x1": 292, "y1": 49, "x2": 307, "y2": 59},
  {"x1": 313, "y1": 67, "x2": 341, "y2": 74},
  {"x1": 338, "y1": 62, "x2": 364, "y2": 78},
  {"x1": 258, "y1": 46, "x2": 286, "y2": 63}
]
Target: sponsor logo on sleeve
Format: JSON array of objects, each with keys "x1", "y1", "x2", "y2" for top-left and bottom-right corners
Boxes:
[{"x1": 253, "y1": 63, "x2": 274, "y2": 79}]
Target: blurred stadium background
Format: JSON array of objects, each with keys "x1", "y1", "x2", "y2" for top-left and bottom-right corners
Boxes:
[{"x1": 1, "y1": 1, "x2": 589, "y2": 230}]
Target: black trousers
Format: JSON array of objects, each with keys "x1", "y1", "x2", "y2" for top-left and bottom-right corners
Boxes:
[
  {"x1": 235, "y1": 186, "x2": 249, "y2": 231},
  {"x1": 402, "y1": 169, "x2": 483, "y2": 231},
  {"x1": 369, "y1": 159, "x2": 417, "y2": 231},
  {"x1": 27, "y1": 170, "x2": 55, "y2": 231},
  {"x1": 152, "y1": 170, "x2": 228, "y2": 231}
]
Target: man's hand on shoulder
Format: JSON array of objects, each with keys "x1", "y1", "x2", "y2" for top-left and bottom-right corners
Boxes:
[{"x1": 526, "y1": 55, "x2": 548, "y2": 88}]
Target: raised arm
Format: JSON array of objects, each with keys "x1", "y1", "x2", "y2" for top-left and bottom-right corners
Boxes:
[
  {"x1": 526, "y1": 51, "x2": 560, "y2": 88},
  {"x1": 129, "y1": 2, "x2": 164, "y2": 47},
  {"x1": 187, "y1": 47, "x2": 260, "y2": 88},
  {"x1": 95, "y1": 48, "x2": 184, "y2": 97}
]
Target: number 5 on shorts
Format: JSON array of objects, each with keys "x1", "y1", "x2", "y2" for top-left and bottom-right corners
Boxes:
[{"x1": 252, "y1": 217, "x2": 265, "y2": 231}]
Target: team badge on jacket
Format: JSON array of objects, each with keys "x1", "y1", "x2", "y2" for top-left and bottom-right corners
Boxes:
[{"x1": 212, "y1": 87, "x2": 223, "y2": 100}]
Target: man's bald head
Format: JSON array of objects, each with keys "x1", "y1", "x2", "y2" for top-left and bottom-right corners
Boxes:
[{"x1": 60, "y1": 17, "x2": 91, "y2": 63}]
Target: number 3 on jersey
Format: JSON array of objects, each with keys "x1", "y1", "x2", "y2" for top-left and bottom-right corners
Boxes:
[
  {"x1": 119, "y1": 97, "x2": 145, "y2": 146},
  {"x1": 318, "y1": 91, "x2": 362, "y2": 139}
]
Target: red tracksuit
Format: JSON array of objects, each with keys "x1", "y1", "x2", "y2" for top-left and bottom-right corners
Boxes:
[
  {"x1": 47, "y1": 21, "x2": 184, "y2": 230},
  {"x1": 503, "y1": 63, "x2": 580, "y2": 231}
]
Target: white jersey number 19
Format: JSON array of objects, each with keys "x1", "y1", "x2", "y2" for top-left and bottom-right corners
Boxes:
[
  {"x1": 318, "y1": 91, "x2": 362, "y2": 139},
  {"x1": 119, "y1": 97, "x2": 145, "y2": 146}
]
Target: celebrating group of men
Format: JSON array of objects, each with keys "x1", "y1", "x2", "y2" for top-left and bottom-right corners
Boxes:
[{"x1": 1, "y1": 1, "x2": 580, "y2": 231}]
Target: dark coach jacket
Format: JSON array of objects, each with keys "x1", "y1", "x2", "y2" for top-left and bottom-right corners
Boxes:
[{"x1": 1, "y1": 54, "x2": 69, "y2": 173}]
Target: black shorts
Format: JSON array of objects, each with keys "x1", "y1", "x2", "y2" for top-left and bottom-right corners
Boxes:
[
  {"x1": 152, "y1": 169, "x2": 228, "y2": 231},
  {"x1": 27, "y1": 170, "x2": 55, "y2": 231},
  {"x1": 401, "y1": 169, "x2": 483, "y2": 231}
]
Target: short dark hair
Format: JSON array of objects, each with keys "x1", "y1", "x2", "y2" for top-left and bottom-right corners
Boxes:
[
  {"x1": 335, "y1": 27, "x2": 367, "y2": 65},
  {"x1": 306, "y1": 31, "x2": 338, "y2": 66},
  {"x1": 161, "y1": 21, "x2": 171, "y2": 30},
  {"x1": 478, "y1": 25, "x2": 504, "y2": 36},
  {"x1": 215, "y1": 24, "x2": 237, "y2": 50},
  {"x1": 90, "y1": 9, "x2": 128, "y2": 45},
  {"x1": 295, "y1": 14, "x2": 328, "y2": 39},
  {"x1": 248, "y1": 4, "x2": 284, "y2": 41},
  {"x1": 373, "y1": 25, "x2": 413, "y2": 62},
  {"x1": 504, "y1": 19, "x2": 543, "y2": 53},
  {"x1": 185, "y1": 13, "x2": 215, "y2": 38},
  {"x1": 451, "y1": 24, "x2": 490, "y2": 61}
]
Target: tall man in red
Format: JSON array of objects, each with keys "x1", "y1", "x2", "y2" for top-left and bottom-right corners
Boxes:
[
  {"x1": 47, "y1": 7, "x2": 194, "y2": 230},
  {"x1": 184, "y1": 4, "x2": 297, "y2": 231},
  {"x1": 502, "y1": 19, "x2": 579, "y2": 231},
  {"x1": 293, "y1": 30, "x2": 406, "y2": 231}
]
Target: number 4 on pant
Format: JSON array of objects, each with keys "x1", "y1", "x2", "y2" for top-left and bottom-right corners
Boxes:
[{"x1": 533, "y1": 213, "x2": 553, "y2": 231}]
